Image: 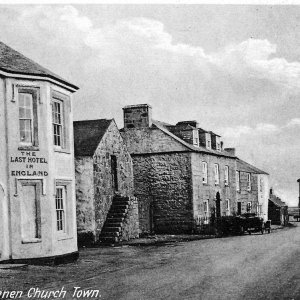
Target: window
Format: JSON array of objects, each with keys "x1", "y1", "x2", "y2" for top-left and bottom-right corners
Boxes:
[
  {"x1": 260, "y1": 178, "x2": 264, "y2": 193},
  {"x1": 214, "y1": 164, "x2": 219, "y2": 185},
  {"x1": 193, "y1": 130, "x2": 199, "y2": 146},
  {"x1": 203, "y1": 200, "x2": 209, "y2": 224},
  {"x1": 206, "y1": 140, "x2": 211, "y2": 149},
  {"x1": 51, "y1": 90, "x2": 70, "y2": 152},
  {"x1": 216, "y1": 142, "x2": 221, "y2": 151},
  {"x1": 18, "y1": 88, "x2": 39, "y2": 147},
  {"x1": 226, "y1": 199, "x2": 230, "y2": 216},
  {"x1": 247, "y1": 202, "x2": 252, "y2": 212},
  {"x1": 52, "y1": 100, "x2": 64, "y2": 147},
  {"x1": 247, "y1": 173, "x2": 251, "y2": 191},
  {"x1": 237, "y1": 202, "x2": 242, "y2": 215},
  {"x1": 224, "y1": 165, "x2": 229, "y2": 186},
  {"x1": 111, "y1": 155, "x2": 118, "y2": 191},
  {"x1": 55, "y1": 186, "x2": 66, "y2": 232},
  {"x1": 202, "y1": 162, "x2": 208, "y2": 184},
  {"x1": 236, "y1": 171, "x2": 240, "y2": 191}
]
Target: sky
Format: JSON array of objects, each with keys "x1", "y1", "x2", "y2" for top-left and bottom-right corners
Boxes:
[{"x1": 0, "y1": 4, "x2": 299, "y2": 205}]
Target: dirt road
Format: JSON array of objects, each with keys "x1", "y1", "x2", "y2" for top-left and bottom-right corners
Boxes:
[{"x1": 1, "y1": 224, "x2": 299, "y2": 300}]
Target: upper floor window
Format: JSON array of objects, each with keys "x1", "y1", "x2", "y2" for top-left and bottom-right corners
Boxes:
[
  {"x1": 51, "y1": 90, "x2": 70, "y2": 152},
  {"x1": 193, "y1": 130, "x2": 199, "y2": 147},
  {"x1": 247, "y1": 173, "x2": 251, "y2": 191},
  {"x1": 18, "y1": 88, "x2": 39, "y2": 147},
  {"x1": 52, "y1": 100, "x2": 64, "y2": 147},
  {"x1": 224, "y1": 165, "x2": 229, "y2": 186},
  {"x1": 214, "y1": 164, "x2": 219, "y2": 185},
  {"x1": 216, "y1": 142, "x2": 221, "y2": 151},
  {"x1": 236, "y1": 171, "x2": 240, "y2": 191},
  {"x1": 206, "y1": 140, "x2": 211, "y2": 149},
  {"x1": 202, "y1": 162, "x2": 208, "y2": 184},
  {"x1": 260, "y1": 178, "x2": 264, "y2": 193}
]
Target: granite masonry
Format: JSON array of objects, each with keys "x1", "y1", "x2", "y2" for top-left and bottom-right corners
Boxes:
[
  {"x1": 121, "y1": 104, "x2": 270, "y2": 234},
  {"x1": 74, "y1": 119, "x2": 138, "y2": 245}
]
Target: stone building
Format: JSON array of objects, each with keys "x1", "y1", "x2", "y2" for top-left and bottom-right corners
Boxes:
[
  {"x1": 74, "y1": 119, "x2": 138, "y2": 245},
  {"x1": 121, "y1": 104, "x2": 239, "y2": 234},
  {"x1": 268, "y1": 189, "x2": 289, "y2": 225},
  {"x1": 121, "y1": 104, "x2": 270, "y2": 234},
  {"x1": 236, "y1": 159, "x2": 269, "y2": 221},
  {"x1": 0, "y1": 41, "x2": 79, "y2": 263}
]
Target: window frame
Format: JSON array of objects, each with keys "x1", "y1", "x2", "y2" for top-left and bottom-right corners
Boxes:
[
  {"x1": 236, "y1": 171, "x2": 240, "y2": 191},
  {"x1": 52, "y1": 98, "x2": 64, "y2": 149},
  {"x1": 51, "y1": 90, "x2": 71, "y2": 153},
  {"x1": 18, "y1": 87, "x2": 39, "y2": 150},
  {"x1": 247, "y1": 201, "x2": 252, "y2": 212},
  {"x1": 55, "y1": 185, "x2": 67, "y2": 234},
  {"x1": 202, "y1": 161, "x2": 208, "y2": 184},
  {"x1": 214, "y1": 163, "x2": 220, "y2": 185},
  {"x1": 247, "y1": 173, "x2": 251, "y2": 192},
  {"x1": 224, "y1": 165, "x2": 229, "y2": 186},
  {"x1": 203, "y1": 199, "x2": 209, "y2": 224},
  {"x1": 226, "y1": 199, "x2": 230, "y2": 216}
]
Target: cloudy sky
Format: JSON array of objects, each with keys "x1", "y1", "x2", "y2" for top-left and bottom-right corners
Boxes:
[{"x1": 0, "y1": 4, "x2": 299, "y2": 205}]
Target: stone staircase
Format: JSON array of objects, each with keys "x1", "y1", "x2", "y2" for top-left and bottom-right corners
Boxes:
[{"x1": 99, "y1": 195, "x2": 130, "y2": 244}]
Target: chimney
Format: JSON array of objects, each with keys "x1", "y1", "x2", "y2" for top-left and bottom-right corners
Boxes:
[
  {"x1": 123, "y1": 104, "x2": 152, "y2": 129},
  {"x1": 224, "y1": 148, "x2": 236, "y2": 156}
]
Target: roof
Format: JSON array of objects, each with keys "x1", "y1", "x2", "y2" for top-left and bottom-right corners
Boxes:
[
  {"x1": 73, "y1": 119, "x2": 113, "y2": 156},
  {"x1": 152, "y1": 120, "x2": 236, "y2": 158},
  {"x1": 237, "y1": 159, "x2": 269, "y2": 175},
  {"x1": 269, "y1": 194, "x2": 288, "y2": 207},
  {"x1": 0, "y1": 41, "x2": 78, "y2": 90}
]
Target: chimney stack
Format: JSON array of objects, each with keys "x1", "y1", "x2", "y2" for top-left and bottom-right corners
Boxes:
[{"x1": 123, "y1": 104, "x2": 152, "y2": 129}]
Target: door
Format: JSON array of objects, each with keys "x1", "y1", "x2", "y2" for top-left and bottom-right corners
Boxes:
[
  {"x1": 237, "y1": 202, "x2": 242, "y2": 215},
  {"x1": 216, "y1": 192, "x2": 221, "y2": 218},
  {"x1": 11, "y1": 180, "x2": 42, "y2": 259}
]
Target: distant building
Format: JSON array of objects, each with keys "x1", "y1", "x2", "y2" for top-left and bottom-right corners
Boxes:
[
  {"x1": 288, "y1": 206, "x2": 300, "y2": 221},
  {"x1": 236, "y1": 159, "x2": 269, "y2": 221},
  {"x1": 74, "y1": 119, "x2": 138, "y2": 245},
  {"x1": 0, "y1": 41, "x2": 79, "y2": 263},
  {"x1": 268, "y1": 189, "x2": 289, "y2": 226}
]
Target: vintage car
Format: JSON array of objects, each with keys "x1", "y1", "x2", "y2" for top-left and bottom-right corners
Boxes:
[{"x1": 215, "y1": 214, "x2": 271, "y2": 236}]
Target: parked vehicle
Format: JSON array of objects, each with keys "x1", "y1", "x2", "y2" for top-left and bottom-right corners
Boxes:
[{"x1": 214, "y1": 214, "x2": 271, "y2": 237}]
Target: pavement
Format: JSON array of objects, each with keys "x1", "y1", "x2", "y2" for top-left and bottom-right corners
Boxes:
[{"x1": 0, "y1": 223, "x2": 298, "y2": 300}]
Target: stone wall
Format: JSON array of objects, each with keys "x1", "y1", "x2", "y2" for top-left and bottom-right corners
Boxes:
[
  {"x1": 93, "y1": 121, "x2": 136, "y2": 240},
  {"x1": 121, "y1": 196, "x2": 139, "y2": 240},
  {"x1": 132, "y1": 152, "x2": 194, "y2": 234},
  {"x1": 75, "y1": 156, "x2": 95, "y2": 245},
  {"x1": 191, "y1": 153, "x2": 237, "y2": 221}
]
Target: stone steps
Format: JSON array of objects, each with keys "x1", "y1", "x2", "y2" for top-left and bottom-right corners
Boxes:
[{"x1": 99, "y1": 196, "x2": 130, "y2": 244}]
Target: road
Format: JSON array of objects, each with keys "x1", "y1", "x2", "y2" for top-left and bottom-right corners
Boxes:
[{"x1": 1, "y1": 224, "x2": 299, "y2": 300}]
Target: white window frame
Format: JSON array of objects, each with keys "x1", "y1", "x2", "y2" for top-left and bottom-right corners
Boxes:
[
  {"x1": 247, "y1": 173, "x2": 251, "y2": 191},
  {"x1": 193, "y1": 130, "x2": 199, "y2": 146},
  {"x1": 55, "y1": 186, "x2": 66, "y2": 234},
  {"x1": 206, "y1": 140, "x2": 211, "y2": 149},
  {"x1": 214, "y1": 164, "x2": 219, "y2": 185},
  {"x1": 236, "y1": 171, "x2": 240, "y2": 191},
  {"x1": 52, "y1": 99, "x2": 64, "y2": 149},
  {"x1": 224, "y1": 165, "x2": 229, "y2": 186},
  {"x1": 202, "y1": 162, "x2": 208, "y2": 184}
]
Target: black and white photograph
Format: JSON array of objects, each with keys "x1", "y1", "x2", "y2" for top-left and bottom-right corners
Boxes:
[{"x1": 0, "y1": 1, "x2": 299, "y2": 299}]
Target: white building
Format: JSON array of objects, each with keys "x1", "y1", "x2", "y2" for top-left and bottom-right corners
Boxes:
[{"x1": 0, "y1": 41, "x2": 79, "y2": 263}]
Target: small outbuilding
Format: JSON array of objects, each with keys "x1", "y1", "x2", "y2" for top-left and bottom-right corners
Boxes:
[
  {"x1": 268, "y1": 190, "x2": 289, "y2": 226},
  {"x1": 74, "y1": 119, "x2": 139, "y2": 245}
]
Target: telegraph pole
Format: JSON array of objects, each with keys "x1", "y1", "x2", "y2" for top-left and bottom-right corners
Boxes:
[{"x1": 297, "y1": 179, "x2": 300, "y2": 221}]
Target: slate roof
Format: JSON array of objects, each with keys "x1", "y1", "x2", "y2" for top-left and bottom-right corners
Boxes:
[
  {"x1": 74, "y1": 119, "x2": 113, "y2": 156},
  {"x1": 0, "y1": 41, "x2": 78, "y2": 90},
  {"x1": 269, "y1": 194, "x2": 288, "y2": 207},
  {"x1": 237, "y1": 159, "x2": 269, "y2": 175},
  {"x1": 152, "y1": 120, "x2": 236, "y2": 158}
]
